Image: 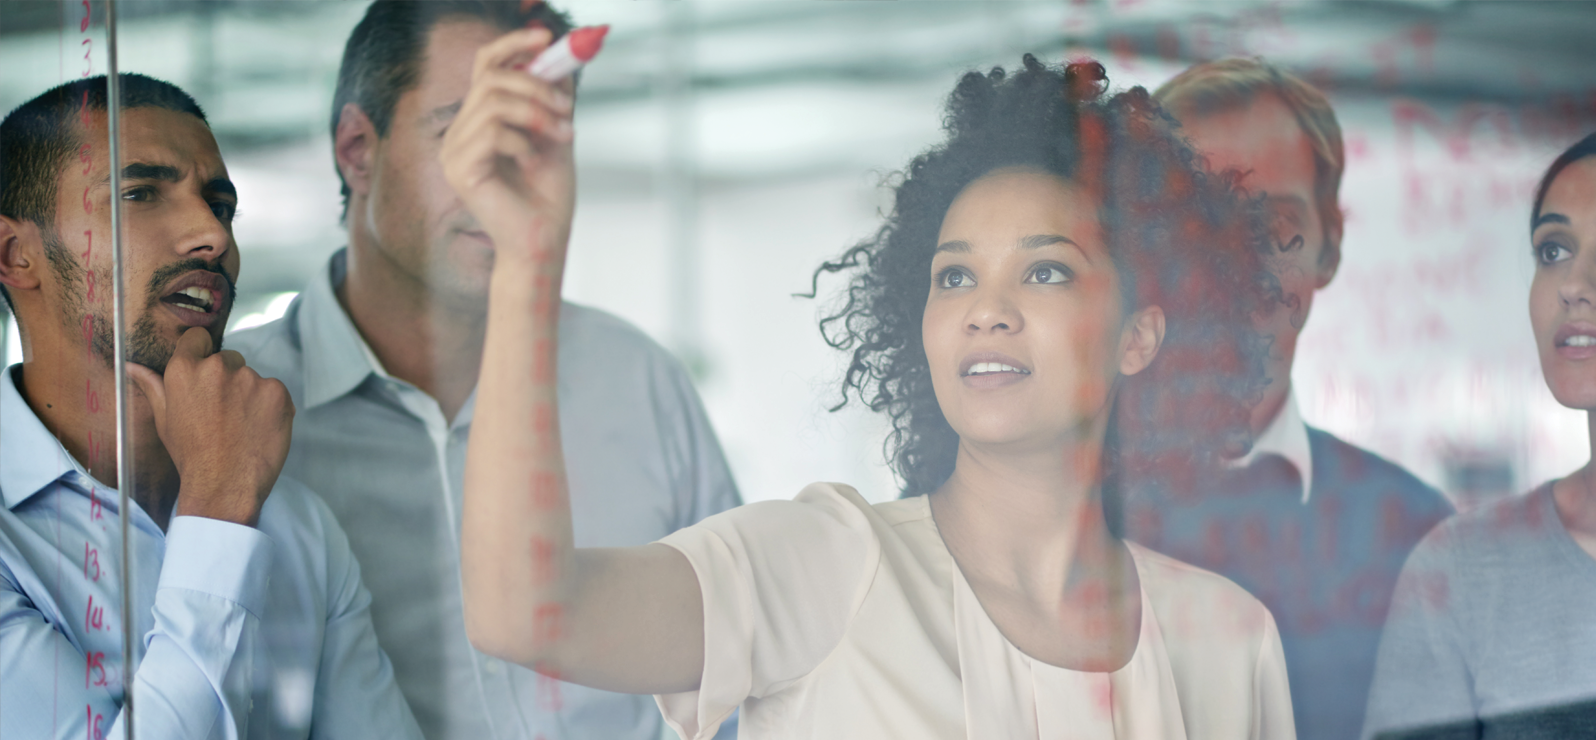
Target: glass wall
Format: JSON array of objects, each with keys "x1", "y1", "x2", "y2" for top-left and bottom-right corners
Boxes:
[{"x1": 2, "y1": 1, "x2": 1593, "y2": 738}]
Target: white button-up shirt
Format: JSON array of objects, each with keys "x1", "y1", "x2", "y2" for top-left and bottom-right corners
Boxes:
[
  {"x1": 1227, "y1": 387, "x2": 1315, "y2": 503},
  {"x1": 0, "y1": 365, "x2": 421, "y2": 739},
  {"x1": 228, "y1": 249, "x2": 743, "y2": 740}
]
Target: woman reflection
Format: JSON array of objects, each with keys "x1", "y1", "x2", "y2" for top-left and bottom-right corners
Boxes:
[
  {"x1": 448, "y1": 43, "x2": 1293, "y2": 740},
  {"x1": 1364, "y1": 132, "x2": 1596, "y2": 739}
]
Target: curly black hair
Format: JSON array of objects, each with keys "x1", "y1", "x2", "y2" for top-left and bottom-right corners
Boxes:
[{"x1": 812, "y1": 55, "x2": 1280, "y2": 500}]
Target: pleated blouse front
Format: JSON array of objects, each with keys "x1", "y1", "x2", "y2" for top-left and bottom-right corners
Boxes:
[{"x1": 655, "y1": 483, "x2": 1295, "y2": 740}]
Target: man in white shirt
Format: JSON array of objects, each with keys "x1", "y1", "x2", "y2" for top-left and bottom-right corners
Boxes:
[
  {"x1": 1120, "y1": 59, "x2": 1455, "y2": 740},
  {"x1": 0, "y1": 73, "x2": 419, "y2": 738},
  {"x1": 228, "y1": 3, "x2": 742, "y2": 738}
]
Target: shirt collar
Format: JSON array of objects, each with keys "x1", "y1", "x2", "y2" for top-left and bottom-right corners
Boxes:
[
  {"x1": 1228, "y1": 386, "x2": 1315, "y2": 503},
  {"x1": 298, "y1": 248, "x2": 392, "y2": 409},
  {"x1": 1, "y1": 365, "x2": 93, "y2": 509}
]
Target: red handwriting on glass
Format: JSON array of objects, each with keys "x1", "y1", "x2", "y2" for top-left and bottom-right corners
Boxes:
[
  {"x1": 83, "y1": 543, "x2": 101, "y2": 581},
  {"x1": 85, "y1": 651, "x2": 107, "y2": 688},
  {"x1": 85, "y1": 595, "x2": 105, "y2": 631},
  {"x1": 530, "y1": 536, "x2": 556, "y2": 585},
  {"x1": 532, "y1": 603, "x2": 563, "y2": 648},
  {"x1": 532, "y1": 340, "x2": 554, "y2": 384},
  {"x1": 535, "y1": 668, "x2": 564, "y2": 712},
  {"x1": 530, "y1": 471, "x2": 560, "y2": 510},
  {"x1": 84, "y1": 706, "x2": 104, "y2": 740}
]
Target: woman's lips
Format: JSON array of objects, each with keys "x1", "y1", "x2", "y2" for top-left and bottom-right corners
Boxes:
[
  {"x1": 959, "y1": 353, "x2": 1032, "y2": 389},
  {"x1": 1554, "y1": 322, "x2": 1596, "y2": 360}
]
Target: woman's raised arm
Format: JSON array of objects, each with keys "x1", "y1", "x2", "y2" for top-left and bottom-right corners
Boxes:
[{"x1": 441, "y1": 26, "x2": 705, "y2": 695}]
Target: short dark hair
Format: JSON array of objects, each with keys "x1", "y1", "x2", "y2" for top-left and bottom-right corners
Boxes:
[
  {"x1": 0, "y1": 73, "x2": 207, "y2": 314},
  {"x1": 330, "y1": 0, "x2": 574, "y2": 218},
  {"x1": 813, "y1": 56, "x2": 1278, "y2": 499},
  {"x1": 1533, "y1": 131, "x2": 1596, "y2": 231}
]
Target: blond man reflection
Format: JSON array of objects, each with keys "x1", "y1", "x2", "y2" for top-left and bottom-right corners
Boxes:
[{"x1": 1119, "y1": 58, "x2": 1454, "y2": 740}]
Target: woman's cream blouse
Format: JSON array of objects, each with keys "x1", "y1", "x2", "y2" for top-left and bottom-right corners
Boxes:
[{"x1": 654, "y1": 483, "x2": 1295, "y2": 740}]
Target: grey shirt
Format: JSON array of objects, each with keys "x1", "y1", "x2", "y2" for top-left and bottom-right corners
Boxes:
[
  {"x1": 228, "y1": 250, "x2": 743, "y2": 740},
  {"x1": 1363, "y1": 483, "x2": 1596, "y2": 738}
]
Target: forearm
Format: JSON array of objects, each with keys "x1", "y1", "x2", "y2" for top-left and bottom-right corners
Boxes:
[
  {"x1": 2, "y1": 519, "x2": 269, "y2": 739},
  {"x1": 462, "y1": 253, "x2": 575, "y2": 667}
]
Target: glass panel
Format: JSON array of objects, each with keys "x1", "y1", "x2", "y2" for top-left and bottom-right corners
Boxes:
[
  {"x1": 6, "y1": 2, "x2": 1595, "y2": 739},
  {"x1": 0, "y1": 2, "x2": 133, "y2": 738}
]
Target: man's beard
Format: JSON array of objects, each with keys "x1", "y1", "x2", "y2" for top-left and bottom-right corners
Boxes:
[{"x1": 46, "y1": 229, "x2": 232, "y2": 375}]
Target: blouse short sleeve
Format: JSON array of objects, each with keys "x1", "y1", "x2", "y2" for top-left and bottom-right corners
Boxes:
[
  {"x1": 654, "y1": 483, "x2": 881, "y2": 740},
  {"x1": 1253, "y1": 611, "x2": 1297, "y2": 740}
]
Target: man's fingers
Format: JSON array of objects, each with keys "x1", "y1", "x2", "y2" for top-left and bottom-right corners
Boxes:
[
  {"x1": 125, "y1": 362, "x2": 167, "y2": 417},
  {"x1": 173, "y1": 327, "x2": 217, "y2": 363},
  {"x1": 218, "y1": 349, "x2": 246, "y2": 372},
  {"x1": 473, "y1": 68, "x2": 573, "y2": 115},
  {"x1": 474, "y1": 26, "x2": 553, "y2": 81}
]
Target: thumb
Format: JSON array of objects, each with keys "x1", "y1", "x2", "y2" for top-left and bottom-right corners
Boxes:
[
  {"x1": 125, "y1": 362, "x2": 167, "y2": 426},
  {"x1": 174, "y1": 326, "x2": 216, "y2": 361}
]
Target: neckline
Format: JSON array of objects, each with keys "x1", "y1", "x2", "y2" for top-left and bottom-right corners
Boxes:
[
  {"x1": 916, "y1": 494, "x2": 1150, "y2": 675},
  {"x1": 1539, "y1": 482, "x2": 1596, "y2": 586}
]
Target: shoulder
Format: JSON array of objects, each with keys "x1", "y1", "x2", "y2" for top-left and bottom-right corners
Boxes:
[
  {"x1": 555, "y1": 301, "x2": 702, "y2": 414},
  {"x1": 226, "y1": 300, "x2": 305, "y2": 381},
  {"x1": 1412, "y1": 487, "x2": 1552, "y2": 570},
  {"x1": 1308, "y1": 426, "x2": 1452, "y2": 512},
  {"x1": 1133, "y1": 542, "x2": 1269, "y2": 616},
  {"x1": 557, "y1": 301, "x2": 677, "y2": 367},
  {"x1": 671, "y1": 483, "x2": 877, "y2": 550},
  {"x1": 1132, "y1": 542, "x2": 1276, "y2": 643},
  {"x1": 255, "y1": 474, "x2": 354, "y2": 574}
]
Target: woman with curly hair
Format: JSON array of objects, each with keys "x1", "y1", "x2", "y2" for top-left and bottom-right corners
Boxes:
[{"x1": 445, "y1": 33, "x2": 1293, "y2": 739}]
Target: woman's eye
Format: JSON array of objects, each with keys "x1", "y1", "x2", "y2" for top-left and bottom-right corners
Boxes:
[
  {"x1": 938, "y1": 268, "x2": 973, "y2": 289},
  {"x1": 1026, "y1": 264, "x2": 1071, "y2": 284},
  {"x1": 1537, "y1": 242, "x2": 1572, "y2": 265}
]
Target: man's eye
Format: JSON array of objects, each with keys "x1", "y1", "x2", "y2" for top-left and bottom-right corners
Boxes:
[
  {"x1": 1025, "y1": 264, "x2": 1071, "y2": 285},
  {"x1": 211, "y1": 201, "x2": 237, "y2": 223},
  {"x1": 120, "y1": 186, "x2": 153, "y2": 201},
  {"x1": 937, "y1": 268, "x2": 973, "y2": 289},
  {"x1": 1537, "y1": 242, "x2": 1572, "y2": 265}
]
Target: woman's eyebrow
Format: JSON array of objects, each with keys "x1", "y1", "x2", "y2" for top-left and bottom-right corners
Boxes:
[
  {"x1": 1019, "y1": 234, "x2": 1088, "y2": 263},
  {"x1": 935, "y1": 240, "x2": 971, "y2": 254},
  {"x1": 1534, "y1": 212, "x2": 1571, "y2": 230}
]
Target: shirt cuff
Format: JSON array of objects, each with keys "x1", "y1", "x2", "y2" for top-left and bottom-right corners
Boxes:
[{"x1": 159, "y1": 515, "x2": 275, "y2": 618}]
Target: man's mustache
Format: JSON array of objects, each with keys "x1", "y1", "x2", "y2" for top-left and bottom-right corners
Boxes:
[{"x1": 147, "y1": 259, "x2": 237, "y2": 308}]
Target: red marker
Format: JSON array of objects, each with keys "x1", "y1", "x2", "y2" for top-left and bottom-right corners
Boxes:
[{"x1": 527, "y1": 25, "x2": 608, "y2": 81}]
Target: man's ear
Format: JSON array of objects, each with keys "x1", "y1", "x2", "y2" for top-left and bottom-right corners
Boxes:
[
  {"x1": 334, "y1": 103, "x2": 379, "y2": 202},
  {"x1": 1118, "y1": 305, "x2": 1165, "y2": 377},
  {"x1": 0, "y1": 215, "x2": 45, "y2": 298},
  {"x1": 1316, "y1": 211, "x2": 1343, "y2": 290}
]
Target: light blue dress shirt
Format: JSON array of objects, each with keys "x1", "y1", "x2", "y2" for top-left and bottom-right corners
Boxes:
[
  {"x1": 227, "y1": 249, "x2": 743, "y2": 740},
  {"x1": 0, "y1": 365, "x2": 422, "y2": 739}
]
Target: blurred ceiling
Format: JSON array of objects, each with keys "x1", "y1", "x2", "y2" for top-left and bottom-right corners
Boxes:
[{"x1": 5, "y1": 1, "x2": 1594, "y2": 159}]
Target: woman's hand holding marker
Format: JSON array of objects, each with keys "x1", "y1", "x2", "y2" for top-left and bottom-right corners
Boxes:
[
  {"x1": 440, "y1": 26, "x2": 578, "y2": 270},
  {"x1": 525, "y1": 25, "x2": 608, "y2": 82}
]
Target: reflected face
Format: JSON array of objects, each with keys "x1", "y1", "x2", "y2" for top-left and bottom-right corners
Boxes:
[
  {"x1": 1178, "y1": 94, "x2": 1335, "y2": 375},
  {"x1": 361, "y1": 19, "x2": 575, "y2": 303},
  {"x1": 923, "y1": 168, "x2": 1129, "y2": 453},
  {"x1": 49, "y1": 107, "x2": 239, "y2": 374},
  {"x1": 1529, "y1": 157, "x2": 1596, "y2": 408}
]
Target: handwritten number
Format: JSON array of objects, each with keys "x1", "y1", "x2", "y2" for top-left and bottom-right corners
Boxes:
[
  {"x1": 85, "y1": 595, "x2": 104, "y2": 630},
  {"x1": 85, "y1": 706, "x2": 104, "y2": 740},
  {"x1": 85, "y1": 651, "x2": 106, "y2": 688},
  {"x1": 83, "y1": 543, "x2": 101, "y2": 581}
]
